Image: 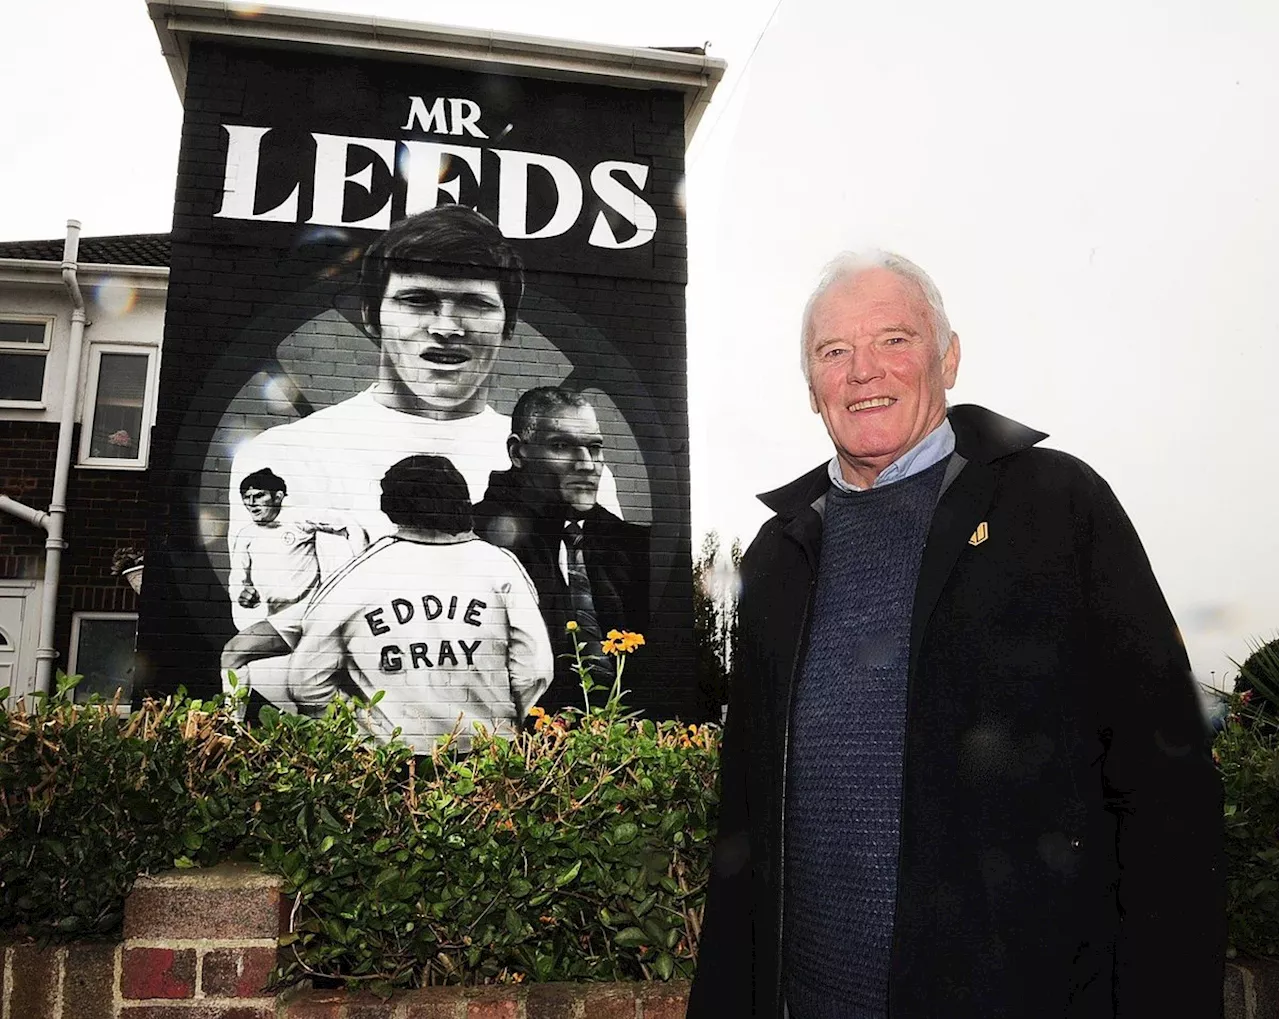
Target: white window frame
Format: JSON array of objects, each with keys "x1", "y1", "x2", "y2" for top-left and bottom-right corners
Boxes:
[
  {"x1": 0, "y1": 314, "x2": 54, "y2": 409},
  {"x1": 78, "y1": 342, "x2": 159, "y2": 469},
  {"x1": 68, "y1": 611, "x2": 138, "y2": 710}
]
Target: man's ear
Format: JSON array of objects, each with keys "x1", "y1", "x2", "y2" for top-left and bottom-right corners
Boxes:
[
  {"x1": 942, "y1": 332, "x2": 961, "y2": 389},
  {"x1": 808, "y1": 384, "x2": 820, "y2": 414},
  {"x1": 507, "y1": 434, "x2": 523, "y2": 467}
]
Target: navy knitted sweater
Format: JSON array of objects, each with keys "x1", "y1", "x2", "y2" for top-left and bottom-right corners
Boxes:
[{"x1": 783, "y1": 459, "x2": 947, "y2": 1019}]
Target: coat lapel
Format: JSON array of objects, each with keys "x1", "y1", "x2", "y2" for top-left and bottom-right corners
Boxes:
[{"x1": 908, "y1": 457, "x2": 997, "y2": 673}]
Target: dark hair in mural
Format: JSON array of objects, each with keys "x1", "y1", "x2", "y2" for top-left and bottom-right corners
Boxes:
[
  {"x1": 380, "y1": 454, "x2": 474, "y2": 534},
  {"x1": 359, "y1": 204, "x2": 526, "y2": 341},
  {"x1": 239, "y1": 467, "x2": 287, "y2": 496},
  {"x1": 511, "y1": 386, "x2": 594, "y2": 441}
]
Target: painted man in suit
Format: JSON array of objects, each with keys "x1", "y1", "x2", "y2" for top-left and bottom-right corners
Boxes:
[{"x1": 476, "y1": 387, "x2": 649, "y2": 712}]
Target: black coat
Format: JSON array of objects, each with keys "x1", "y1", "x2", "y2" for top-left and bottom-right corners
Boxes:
[
  {"x1": 688, "y1": 405, "x2": 1224, "y2": 1019},
  {"x1": 475, "y1": 469, "x2": 650, "y2": 712}
]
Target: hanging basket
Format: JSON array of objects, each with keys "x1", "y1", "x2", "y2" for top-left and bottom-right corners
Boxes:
[{"x1": 121, "y1": 566, "x2": 144, "y2": 595}]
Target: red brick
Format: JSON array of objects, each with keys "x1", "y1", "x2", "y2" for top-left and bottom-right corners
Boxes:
[
  {"x1": 201, "y1": 946, "x2": 278, "y2": 997},
  {"x1": 581, "y1": 984, "x2": 637, "y2": 1019},
  {"x1": 635, "y1": 982, "x2": 689, "y2": 1019},
  {"x1": 467, "y1": 989, "x2": 521, "y2": 1019},
  {"x1": 525, "y1": 982, "x2": 584, "y2": 1019},
  {"x1": 124, "y1": 864, "x2": 284, "y2": 940},
  {"x1": 403, "y1": 984, "x2": 467, "y2": 1019},
  {"x1": 63, "y1": 941, "x2": 118, "y2": 1019},
  {"x1": 342, "y1": 998, "x2": 399, "y2": 1018},
  {"x1": 119, "y1": 1008, "x2": 273, "y2": 1019},
  {"x1": 8, "y1": 943, "x2": 59, "y2": 1019},
  {"x1": 277, "y1": 987, "x2": 345, "y2": 1019},
  {"x1": 122, "y1": 946, "x2": 196, "y2": 999}
]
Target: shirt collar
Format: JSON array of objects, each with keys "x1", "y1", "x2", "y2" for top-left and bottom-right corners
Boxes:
[{"x1": 827, "y1": 417, "x2": 956, "y2": 493}]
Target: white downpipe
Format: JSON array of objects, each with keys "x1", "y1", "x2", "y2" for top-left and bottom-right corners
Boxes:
[
  {"x1": 0, "y1": 495, "x2": 48, "y2": 531},
  {"x1": 32, "y1": 220, "x2": 87, "y2": 694}
]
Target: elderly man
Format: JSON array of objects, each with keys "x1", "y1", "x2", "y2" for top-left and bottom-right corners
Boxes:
[
  {"x1": 688, "y1": 253, "x2": 1224, "y2": 1018},
  {"x1": 476, "y1": 387, "x2": 649, "y2": 712}
]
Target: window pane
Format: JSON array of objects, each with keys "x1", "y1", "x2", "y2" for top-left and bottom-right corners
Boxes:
[
  {"x1": 72, "y1": 617, "x2": 137, "y2": 703},
  {"x1": 0, "y1": 321, "x2": 46, "y2": 345},
  {"x1": 0, "y1": 352, "x2": 46, "y2": 401},
  {"x1": 88, "y1": 352, "x2": 149, "y2": 459}
]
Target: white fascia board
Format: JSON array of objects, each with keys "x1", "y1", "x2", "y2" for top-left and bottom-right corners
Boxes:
[
  {"x1": 145, "y1": 0, "x2": 726, "y2": 146},
  {"x1": 0, "y1": 260, "x2": 169, "y2": 292}
]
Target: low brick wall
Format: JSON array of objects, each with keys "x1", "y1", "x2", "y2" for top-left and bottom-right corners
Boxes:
[
  {"x1": 0, "y1": 863, "x2": 687, "y2": 1018},
  {"x1": 0, "y1": 863, "x2": 1271, "y2": 1018}
]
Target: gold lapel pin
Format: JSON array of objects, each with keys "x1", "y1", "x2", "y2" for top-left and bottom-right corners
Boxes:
[{"x1": 968, "y1": 521, "x2": 989, "y2": 546}]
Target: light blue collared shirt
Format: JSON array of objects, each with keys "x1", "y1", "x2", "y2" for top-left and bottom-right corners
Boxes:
[{"x1": 827, "y1": 417, "x2": 956, "y2": 493}]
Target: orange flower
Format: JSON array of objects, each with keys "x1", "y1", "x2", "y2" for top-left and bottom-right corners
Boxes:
[{"x1": 601, "y1": 629, "x2": 646, "y2": 655}]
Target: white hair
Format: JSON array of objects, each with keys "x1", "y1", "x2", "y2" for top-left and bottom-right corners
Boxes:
[{"x1": 799, "y1": 250, "x2": 954, "y2": 382}]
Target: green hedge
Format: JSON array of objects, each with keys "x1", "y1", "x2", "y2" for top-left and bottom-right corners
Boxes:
[
  {"x1": 1213, "y1": 696, "x2": 1280, "y2": 957},
  {"x1": 0, "y1": 672, "x2": 718, "y2": 992},
  {"x1": 4, "y1": 648, "x2": 1275, "y2": 991}
]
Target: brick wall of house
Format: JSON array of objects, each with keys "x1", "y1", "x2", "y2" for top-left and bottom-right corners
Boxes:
[
  {"x1": 1, "y1": 864, "x2": 1273, "y2": 1018},
  {"x1": 139, "y1": 37, "x2": 705, "y2": 719},
  {"x1": 0, "y1": 419, "x2": 146, "y2": 679}
]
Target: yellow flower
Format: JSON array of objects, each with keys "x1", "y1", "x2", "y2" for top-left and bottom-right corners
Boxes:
[
  {"x1": 601, "y1": 629, "x2": 646, "y2": 655},
  {"x1": 528, "y1": 706, "x2": 546, "y2": 718},
  {"x1": 565, "y1": 620, "x2": 579, "y2": 632}
]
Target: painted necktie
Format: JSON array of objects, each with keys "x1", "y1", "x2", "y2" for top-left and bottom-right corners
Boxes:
[{"x1": 563, "y1": 520, "x2": 601, "y2": 646}]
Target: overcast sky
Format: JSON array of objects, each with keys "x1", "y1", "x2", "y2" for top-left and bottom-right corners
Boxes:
[{"x1": 2, "y1": 0, "x2": 1275, "y2": 684}]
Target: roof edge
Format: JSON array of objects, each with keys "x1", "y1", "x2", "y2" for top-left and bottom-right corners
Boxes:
[
  {"x1": 146, "y1": 0, "x2": 726, "y2": 146},
  {"x1": 0, "y1": 258, "x2": 170, "y2": 288}
]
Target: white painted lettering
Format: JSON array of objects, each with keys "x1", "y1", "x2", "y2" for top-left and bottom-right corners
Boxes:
[
  {"x1": 492, "y1": 149, "x2": 583, "y2": 240},
  {"x1": 449, "y1": 98, "x2": 487, "y2": 138},
  {"x1": 400, "y1": 96, "x2": 450, "y2": 133},
  {"x1": 401, "y1": 141, "x2": 482, "y2": 215},
  {"x1": 308, "y1": 133, "x2": 396, "y2": 230},
  {"x1": 588, "y1": 161, "x2": 657, "y2": 250},
  {"x1": 214, "y1": 125, "x2": 299, "y2": 222}
]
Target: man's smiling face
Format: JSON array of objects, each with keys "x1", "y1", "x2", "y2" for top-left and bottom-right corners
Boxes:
[
  {"x1": 805, "y1": 267, "x2": 960, "y2": 488},
  {"x1": 376, "y1": 271, "x2": 506, "y2": 419}
]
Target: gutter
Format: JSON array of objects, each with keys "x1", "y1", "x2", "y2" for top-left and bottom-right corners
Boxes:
[
  {"x1": 146, "y1": 0, "x2": 726, "y2": 146},
  {"x1": 0, "y1": 220, "x2": 87, "y2": 694}
]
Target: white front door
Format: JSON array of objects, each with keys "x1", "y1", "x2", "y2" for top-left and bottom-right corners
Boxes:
[{"x1": 0, "y1": 582, "x2": 41, "y2": 706}]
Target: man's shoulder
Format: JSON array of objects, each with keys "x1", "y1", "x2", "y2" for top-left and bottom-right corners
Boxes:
[
  {"x1": 585, "y1": 504, "x2": 646, "y2": 538},
  {"x1": 995, "y1": 444, "x2": 1110, "y2": 497}
]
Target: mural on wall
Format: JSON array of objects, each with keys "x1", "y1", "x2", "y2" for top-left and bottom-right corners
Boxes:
[{"x1": 137, "y1": 43, "x2": 699, "y2": 746}]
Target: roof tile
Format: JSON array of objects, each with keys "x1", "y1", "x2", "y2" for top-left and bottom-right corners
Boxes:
[{"x1": 0, "y1": 233, "x2": 170, "y2": 267}]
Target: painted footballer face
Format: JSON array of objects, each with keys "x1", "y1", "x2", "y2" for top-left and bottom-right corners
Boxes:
[
  {"x1": 511, "y1": 404, "x2": 605, "y2": 516},
  {"x1": 375, "y1": 272, "x2": 507, "y2": 420},
  {"x1": 241, "y1": 486, "x2": 284, "y2": 524}
]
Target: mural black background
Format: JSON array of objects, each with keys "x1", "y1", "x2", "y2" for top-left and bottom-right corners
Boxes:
[{"x1": 138, "y1": 40, "x2": 704, "y2": 721}]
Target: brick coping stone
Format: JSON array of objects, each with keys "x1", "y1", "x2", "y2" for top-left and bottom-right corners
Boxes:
[{"x1": 279, "y1": 980, "x2": 692, "y2": 1019}]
